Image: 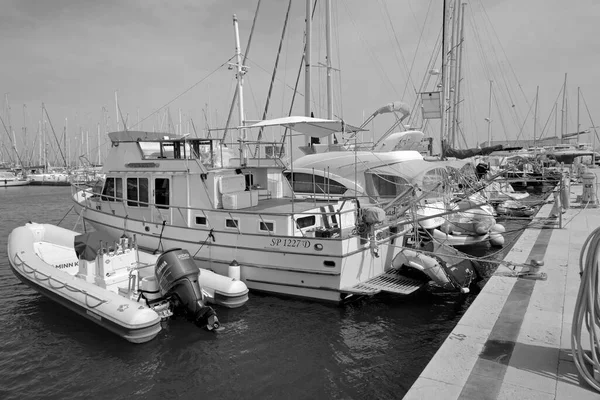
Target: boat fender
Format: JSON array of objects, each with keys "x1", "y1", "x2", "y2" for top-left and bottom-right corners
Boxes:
[
  {"x1": 228, "y1": 260, "x2": 241, "y2": 280},
  {"x1": 561, "y1": 176, "x2": 570, "y2": 210},
  {"x1": 474, "y1": 221, "x2": 490, "y2": 235},
  {"x1": 440, "y1": 221, "x2": 452, "y2": 234},
  {"x1": 489, "y1": 224, "x2": 505, "y2": 247}
]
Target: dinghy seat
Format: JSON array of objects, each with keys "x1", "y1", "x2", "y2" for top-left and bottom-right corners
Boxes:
[
  {"x1": 95, "y1": 249, "x2": 137, "y2": 291},
  {"x1": 33, "y1": 242, "x2": 79, "y2": 274}
]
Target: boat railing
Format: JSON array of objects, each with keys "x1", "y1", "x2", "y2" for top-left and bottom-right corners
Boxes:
[{"x1": 71, "y1": 183, "x2": 378, "y2": 235}]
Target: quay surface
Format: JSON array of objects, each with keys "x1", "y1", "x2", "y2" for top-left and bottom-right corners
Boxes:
[{"x1": 404, "y1": 170, "x2": 600, "y2": 399}]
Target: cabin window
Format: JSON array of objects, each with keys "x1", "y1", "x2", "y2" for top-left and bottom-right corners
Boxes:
[
  {"x1": 265, "y1": 145, "x2": 284, "y2": 158},
  {"x1": 101, "y1": 177, "x2": 123, "y2": 201},
  {"x1": 195, "y1": 216, "x2": 207, "y2": 226},
  {"x1": 371, "y1": 174, "x2": 411, "y2": 199},
  {"x1": 422, "y1": 168, "x2": 447, "y2": 199},
  {"x1": 244, "y1": 173, "x2": 254, "y2": 189},
  {"x1": 155, "y1": 178, "x2": 170, "y2": 209},
  {"x1": 225, "y1": 219, "x2": 239, "y2": 229},
  {"x1": 259, "y1": 221, "x2": 274, "y2": 232},
  {"x1": 127, "y1": 177, "x2": 149, "y2": 207},
  {"x1": 284, "y1": 172, "x2": 347, "y2": 195},
  {"x1": 296, "y1": 216, "x2": 316, "y2": 229}
]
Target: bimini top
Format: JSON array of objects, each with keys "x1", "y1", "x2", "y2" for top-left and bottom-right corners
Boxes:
[
  {"x1": 244, "y1": 116, "x2": 365, "y2": 138},
  {"x1": 108, "y1": 131, "x2": 185, "y2": 143}
]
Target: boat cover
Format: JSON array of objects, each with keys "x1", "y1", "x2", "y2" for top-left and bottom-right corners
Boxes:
[
  {"x1": 445, "y1": 144, "x2": 503, "y2": 159},
  {"x1": 74, "y1": 231, "x2": 120, "y2": 261},
  {"x1": 244, "y1": 116, "x2": 365, "y2": 138}
]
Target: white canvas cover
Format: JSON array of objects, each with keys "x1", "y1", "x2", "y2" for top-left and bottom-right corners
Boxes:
[{"x1": 243, "y1": 116, "x2": 364, "y2": 138}]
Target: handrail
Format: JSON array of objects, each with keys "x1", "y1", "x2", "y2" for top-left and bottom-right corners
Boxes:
[{"x1": 72, "y1": 182, "x2": 365, "y2": 219}]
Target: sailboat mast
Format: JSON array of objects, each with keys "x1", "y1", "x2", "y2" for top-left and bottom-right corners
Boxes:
[
  {"x1": 305, "y1": 0, "x2": 312, "y2": 117},
  {"x1": 65, "y1": 117, "x2": 69, "y2": 168},
  {"x1": 560, "y1": 72, "x2": 567, "y2": 144},
  {"x1": 448, "y1": 1, "x2": 457, "y2": 148},
  {"x1": 97, "y1": 123, "x2": 101, "y2": 165},
  {"x1": 115, "y1": 91, "x2": 119, "y2": 131},
  {"x1": 325, "y1": 0, "x2": 333, "y2": 121},
  {"x1": 38, "y1": 120, "x2": 41, "y2": 166},
  {"x1": 533, "y1": 86, "x2": 539, "y2": 148},
  {"x1": 576, "y1": 86, "x2": 580, "y2": 145},
  {"x1": 233, "y1": 14, "x2": 247, "y2": 166},
  {"x1": 486, "y1": 80, "x2": 493, "y2": 145},
  {"x1": 453, "y1": 2, "x2": 466, "y2": 148},
  {"x1": 440, "y1": 0, "x2": 447, "y2": 158},
  {"x1": 6, "y1": 94, "x2": 17, "y2": 166}
]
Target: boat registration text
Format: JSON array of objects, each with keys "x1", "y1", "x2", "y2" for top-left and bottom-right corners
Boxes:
[{"x1": 269, "y1": 238, "x2": 311, "y2": 248}]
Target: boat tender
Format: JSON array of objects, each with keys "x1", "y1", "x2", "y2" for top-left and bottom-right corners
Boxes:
[{"x1": 7, "y1": 223, "x2": 249, "y2": 343}]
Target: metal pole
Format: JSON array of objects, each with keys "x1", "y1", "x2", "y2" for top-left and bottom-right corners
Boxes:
[
  {"x1": 305, "y1": 0, "x2": 312, "y2": 118},
  {"x1": 233, "y1": 14, "x2": 247, "y2": 166},
  {"x1": 448, "y1": 1, "x2": 458, "y2": 148},
  {"x1": 533, "y1": 86, "x2": 539, "y2": 148},
  {"x1": 325, "y1": 0, "x2": 333, "y2": 145},
  {"x1": 440, "y1": 0, "x2": 447, "y2": 159},
  {"x1": 454, "y1": 2, "x2": 466, "y2": 148},
  {"x1": 486, "y1": 80, "x2": 493, "y2": 146},
  {"x1": 577, "y1": 86, "x2": 580, "y2": 145},
  {"x1": 561, "y1": 73, "x2": 567, "y2": 144}
]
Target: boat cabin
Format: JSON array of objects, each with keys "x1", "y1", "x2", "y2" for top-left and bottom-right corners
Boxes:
[{"x1": 83, "y1": 131, "x2": 361, "y2": 239}]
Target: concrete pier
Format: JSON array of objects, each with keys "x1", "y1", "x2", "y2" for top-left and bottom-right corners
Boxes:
[{"x1": 404, "y1": 170, "x2": 600, "y2": 399}]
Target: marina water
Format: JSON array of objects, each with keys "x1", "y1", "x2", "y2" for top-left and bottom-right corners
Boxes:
[{"x1": 0, "y1": 186, "x2": 530, "y2": 399}]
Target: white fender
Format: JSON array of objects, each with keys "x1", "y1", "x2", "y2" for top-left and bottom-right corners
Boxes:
[
  {"x1": 432, "y1": 228, "x2": 491, "y2": 246},
  {"x1": 561, "y1": 176, "x2": 570, "y2": 210},
  {"x1": 489, "y1": 224, "x2": 506, "y2": 247}
]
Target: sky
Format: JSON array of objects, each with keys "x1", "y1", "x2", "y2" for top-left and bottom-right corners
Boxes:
[{"x1": 1, "y1": 0, "x2": 599, "y2": 165}]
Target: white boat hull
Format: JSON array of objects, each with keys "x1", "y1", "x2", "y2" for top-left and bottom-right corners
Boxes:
[
  {"x1": 0, "y1": 179, "x2": 30, "y2": 187},
  {"x1": 7, "y1": 224, "x2": 162, "y2": 343},
  {"x1": 74, "y1": 199, "x2": 403, "y2": 303}
]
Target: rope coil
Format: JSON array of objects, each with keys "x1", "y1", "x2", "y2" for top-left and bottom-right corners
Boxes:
[{"x1": 571, "y1": 226, "x2": 600, "y2": 392}]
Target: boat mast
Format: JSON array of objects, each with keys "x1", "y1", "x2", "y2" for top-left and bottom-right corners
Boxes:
[
  {"x1": 452, "y1": 2, "x2": 466, "y2": 148},
  {"x1": 560, "y1": 72, "x2": 567, "y2": 144},
  {"x1": 305, "y1": 0, "x2": 312, "y2": 118},
  {"x1": 97, "y1": 123, "x2": 101, "y2": 165},
  {"x1": 576, "y1": 86, "x2": 580, "y2": 145},
  {"x1": 6, "y1": 94, "x2": 17, "y2": 166},
  {"x1": 486, "y1": 80, "x2": 493, "y2": 146},
  {"x1": 22, "y1": 104, "x2": 27, "y2": 167},
  {"x1": 38, "y1": 120, "x2": 42, "y2": 166},
  {"x1": 325, "y1": 0, "x2": 333, "y2": 121},
  {"x1": 440, "y1": 0, "x2": 447, "y2": 159},
  {"x1": 447, "y1": 1, "x2": 457, "y2": 148},
  {"x1": 533, "y1": 85, "x2": 539, "y2": 148},
  {"x1": 232, "y1": 14, "x2": 247, "y2": 166},
  {"x1": 65, "y1": 117, "x2": 69, "y2": 168},
  {"x1": 115, "y1": 91, "x2": 119, "y2": 131}
]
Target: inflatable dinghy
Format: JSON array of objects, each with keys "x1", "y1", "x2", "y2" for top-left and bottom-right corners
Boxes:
[{"x1": 7, "y1": 223, "x2": 249, "y2": 343}]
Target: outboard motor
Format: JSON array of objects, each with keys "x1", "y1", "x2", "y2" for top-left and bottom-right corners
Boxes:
[{"x1": 155, "y1": 248, "x2": 220, "y2": 330}]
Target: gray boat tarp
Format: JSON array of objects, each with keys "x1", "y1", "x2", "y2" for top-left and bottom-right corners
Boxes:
[
  {"x1": 444, "y1": 144, "x2": 503, "y2": 159},
  {"x1": 74, "y1": 231, "x2": 120, "y2": 261}
]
